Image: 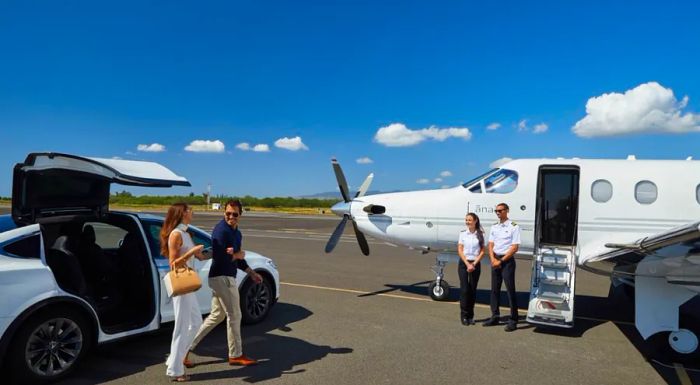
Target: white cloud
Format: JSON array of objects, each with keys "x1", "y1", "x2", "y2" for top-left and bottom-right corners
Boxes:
[
  {"x1": 356, "y1": 157, "x2": 373, "y2": 164},
  {"x1": 487, "y1": 122, "x2": 501, "y2": 130},
  {"x1": 416, "y1": 178, "x2": 430, "y2": 184},
  {"x1": 235, "y1": 142, "x2": 251, "y2": 151},
  {"x1": 184, "y1": 139, "x2": 225, "y2": 153},
  {"x1": 573, "y1": 82, "x2": 700, "y2": 137},
  {"x1": 274, "y1": 136, "x2": 309, "y2": 151},
  {"x1": 533, "y1": 123, "x2": 549, "y2": 134},
  {"x1": 490, "y1": 157, "x2": 513, "y2": 168},
  {"x1": 137, "y1": 143, "x2": 166, "y2": 152},
  {"x1": 517, "y1": 119, "x2": 528, "y2": 132},
  {"x1": 252, "y1": 144, "x2": 270, "y2": 152},
  {"x1": 434, "y1": 177, "x2": 443, "y2": 183},
  {"x1": 440, "y1": 170, "x2": 452, "y2": 177},
  {"x1": 374, "y1": 123, "x2": 472, "y2": 147}
]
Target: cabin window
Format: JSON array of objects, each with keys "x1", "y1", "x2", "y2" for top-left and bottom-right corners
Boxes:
[
  {"x1": 484, "y1": 169, "x2": 518, "y2": 194},
  {"x1": 635, "y1": 181, "x2": 657, "y2": 204},
  {"x1": 591, "y1": 179, "x2": 613, "y2": 203}
]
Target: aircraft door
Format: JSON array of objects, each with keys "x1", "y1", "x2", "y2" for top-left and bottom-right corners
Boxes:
[{"x1": 527, "y1": 166, "x2": 580, "y2": 328}]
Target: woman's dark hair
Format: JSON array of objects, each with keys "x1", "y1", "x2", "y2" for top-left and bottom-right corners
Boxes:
[
  {"x1": 467, "y1": 212, "x2": 485, "y2": 249},
  {"x1": 160, "y1": 203, "x2": 189, "y2": 257}
]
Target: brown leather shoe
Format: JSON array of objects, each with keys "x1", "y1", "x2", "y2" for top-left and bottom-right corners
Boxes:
[{"x1": 228, "y1": 355, "x2": 258, "y2": 366}]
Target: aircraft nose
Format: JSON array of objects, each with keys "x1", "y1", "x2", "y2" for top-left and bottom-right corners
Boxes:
[{"x1": 331, "y1": 201, "x2": 351, "y2": 217}]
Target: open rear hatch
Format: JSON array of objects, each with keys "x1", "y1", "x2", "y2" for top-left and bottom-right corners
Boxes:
[{"x1": 12, "y1": 152, "x2": 191, "y2": 225}]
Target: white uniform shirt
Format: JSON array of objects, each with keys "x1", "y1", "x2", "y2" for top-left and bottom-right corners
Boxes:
[
  {"x1": 458, "y1": 229, "x2": 482, "y2": 261},
  {"x1": 488, "y1": 219, "x2": 521, "y2": 255}
]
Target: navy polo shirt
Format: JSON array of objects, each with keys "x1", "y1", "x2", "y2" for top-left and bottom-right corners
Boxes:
[{"x1": 209, "y1": 219, "x2": 250, "y2": 278}]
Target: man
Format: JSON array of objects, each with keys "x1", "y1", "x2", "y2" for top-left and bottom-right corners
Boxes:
[
  {"x1": 186, "y1": 199, "x2": 263, "y2": 366},
  {"x1": 483, "y1": 203, "x2": 521, "y2": 332}
]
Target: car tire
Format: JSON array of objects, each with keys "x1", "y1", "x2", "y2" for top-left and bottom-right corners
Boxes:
[
  {"x1": 9, "y1": 307, "x2": 92, "y2": 384},
  {"x1": 240, "y1": 274, "x2": 273, "y2": 324}
]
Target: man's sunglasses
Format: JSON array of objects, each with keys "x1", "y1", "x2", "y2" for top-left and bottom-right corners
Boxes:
[
  {"x1": 225, "y1": 212, "x2": 240, "y2": 218},
  {"x1": 495, "y1": 209, "x2": 506, "y2": 213}
]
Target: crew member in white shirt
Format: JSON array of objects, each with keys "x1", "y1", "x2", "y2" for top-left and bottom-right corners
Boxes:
[
  {"x1": 457, "y1": 212, "x2": 486, "y2": 325},
  {"x1": 483, "y1": 203, "x2": 521, "y2": 332}
]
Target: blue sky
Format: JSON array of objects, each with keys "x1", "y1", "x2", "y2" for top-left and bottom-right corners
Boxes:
[{"x1": 1, "y1": 1, "x2": 700, "y2": 197}]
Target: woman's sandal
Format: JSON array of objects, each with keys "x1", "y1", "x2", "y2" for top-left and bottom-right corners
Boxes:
[{"x1": 171, "y1": 374, "x2": 190, "y2": 382}]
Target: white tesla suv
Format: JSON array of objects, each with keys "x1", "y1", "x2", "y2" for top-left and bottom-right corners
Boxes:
[{"x1": 0, "y1": 153, "x2": 279, "y2": 383}]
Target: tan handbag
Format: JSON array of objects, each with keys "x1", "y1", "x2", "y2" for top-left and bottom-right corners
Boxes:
[{"x1": 163, "y1": 245, "x2": 203, "y2": 297}]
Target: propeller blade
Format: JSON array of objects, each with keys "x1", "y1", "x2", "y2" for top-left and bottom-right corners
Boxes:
[
  {"x1": 325, "y1": 216, "x2": 348, "y2": 253},
  {"x1": 332, "y1": 158, "x2": 351, "y2": 203},
  {"x1": 351, "y1": 219, "x2": 370, "y2": 256},
  {"x1": 354, "y1": 173, "x2": 374, "y2": 198}
]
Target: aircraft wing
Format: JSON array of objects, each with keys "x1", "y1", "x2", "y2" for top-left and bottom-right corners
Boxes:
[{"x1": 579, "y1": 221, "x2": 700, "y2": 288}]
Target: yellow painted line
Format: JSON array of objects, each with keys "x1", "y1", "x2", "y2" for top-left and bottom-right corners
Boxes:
[
  {"x1": 280, "y1": 281, "x2": 637, "y2": 325},
  {"x1": 674, "y1": 363, "x2": 692, "y2": 385}
]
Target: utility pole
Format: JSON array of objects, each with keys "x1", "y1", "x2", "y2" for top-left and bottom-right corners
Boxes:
[{"x1": 207, "y1": 183, "x2": 211, "y2": 210}]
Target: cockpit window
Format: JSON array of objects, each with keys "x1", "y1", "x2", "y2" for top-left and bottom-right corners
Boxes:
[
  {"x1": 484, "y1": 169, "x2": 518, "y2": 194},
  {"x1": 461, "y1": 169, "x2": 498, "y2": 189},
  {"x1": 469, "y1": 184, "x2": 482, "y2": 193}
]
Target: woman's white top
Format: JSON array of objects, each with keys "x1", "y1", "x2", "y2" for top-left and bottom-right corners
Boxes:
[
  {"x1": 170, "y1": 223, "x2": 195, "y2": 268},
  {"x1": 458, "y1": 229, "x2": 482, "y2": 261}
]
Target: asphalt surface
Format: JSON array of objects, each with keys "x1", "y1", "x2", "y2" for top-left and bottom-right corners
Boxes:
[{"x1": 3, "y1": 208, "x2": 698, "y2": 384}]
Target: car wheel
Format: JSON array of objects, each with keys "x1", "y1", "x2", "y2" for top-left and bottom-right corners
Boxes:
[
  {"x1": 9, "y1": 308, "x2": 92, "y2": 384},
  {"x1": 428, "y1": 280, "x2": 450, "y2": 301},
  {"x1": 240, "y1": 274, "x2": 273, "y2": 324}
]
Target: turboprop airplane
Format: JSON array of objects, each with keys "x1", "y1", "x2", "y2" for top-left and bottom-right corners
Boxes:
[{"x1": 325, "y1": 156, "x2": 700, "y2": 363}]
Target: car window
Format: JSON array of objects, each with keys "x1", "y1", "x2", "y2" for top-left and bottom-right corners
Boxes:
[
  {"x1": 84, "y1": 222, "x2": 128, "y2": 249},
  {"x1": 484, "y1": 169, "x2": 518, "y2": 194},
  {"x1": 2, "y1": 234, "x2": 41, "y2": 259},
  {"x1": 190, "y1": 228, "x2": 212, "y2": 249},
  {"x1": 142, "y1": 221, "x2": 165, "y2": 259}
]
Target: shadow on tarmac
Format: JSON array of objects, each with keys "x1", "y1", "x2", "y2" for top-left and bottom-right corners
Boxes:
[
  {"x1": 357, "y1": 280, "x2": 698, "y2": 384},
  {"x1": 53, "y1": 302, "x2": 352, "y2": 384}
]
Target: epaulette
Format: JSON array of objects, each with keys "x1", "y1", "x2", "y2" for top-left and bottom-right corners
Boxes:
[
  {"x1": 511, "y1": 221, "x2": 518, "y2": 226},
  {"x1": 460, "y1": 229, "x2": 466, "y2": 232}
]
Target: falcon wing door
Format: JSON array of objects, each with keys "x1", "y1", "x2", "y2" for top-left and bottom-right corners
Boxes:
[{"x1": 12, "y1": 152, "x2": 190, "y2": 225}]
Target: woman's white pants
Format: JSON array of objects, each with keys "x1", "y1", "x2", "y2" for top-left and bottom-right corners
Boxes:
[{"x1": 166, "y1": 292, "x2": 202, "y2": 377}]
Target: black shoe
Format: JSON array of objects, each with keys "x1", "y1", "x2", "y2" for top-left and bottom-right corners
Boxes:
[
  {"x1": 504, "y1": 322, "x2": 517, "y2": 332},
  {"x1": 482, "y1": 317, "x2": 499, "y2": 327},
  {"x1": 468, "y1": 318, "x2": 475, "y2": 325},
  {"x1": 461, "y1": 317, "x2": 469, "y2": 326}
]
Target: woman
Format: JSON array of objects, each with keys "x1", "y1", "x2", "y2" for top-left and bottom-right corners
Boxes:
[
  {"x1": 161, "y1": 203, "x2": 207, "y2": 382},
  {"x1": 457, "y1": 212, "x2": 485, "y2": 326}
]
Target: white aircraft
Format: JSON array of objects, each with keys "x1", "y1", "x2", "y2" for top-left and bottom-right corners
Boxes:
[{"x1": 325, "y1": 156, "x2": 700, "y2": 363}]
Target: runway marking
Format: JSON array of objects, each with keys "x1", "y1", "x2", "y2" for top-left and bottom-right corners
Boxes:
[
  {"x1": 280, "y1": 281, "x2": 636, "y2": 326},
  {"x1": 674, "y1": 363, "x2": 692, "y2": 385}
]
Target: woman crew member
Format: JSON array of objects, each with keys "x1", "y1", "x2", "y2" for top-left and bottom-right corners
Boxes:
[{"x1": 457, "y1": 212, "x2": 485, "y2": 325}]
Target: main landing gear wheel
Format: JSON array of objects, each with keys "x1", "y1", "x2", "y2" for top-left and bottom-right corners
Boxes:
[
  {"x1": 648, "y1": 313, "x2": 700, "y2": 365},
  {"x1": 428, "y1": 280, "x2": 450, "y2": 301}
]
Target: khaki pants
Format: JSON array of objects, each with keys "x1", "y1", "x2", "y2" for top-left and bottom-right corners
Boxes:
[{"x1": 189, "y1": 276, "x2": 242, "y2": 358}]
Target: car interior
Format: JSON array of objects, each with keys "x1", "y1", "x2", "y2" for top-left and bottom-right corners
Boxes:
[{"x1": 41, "y1": 213, "x2": 156, "y2": 334}]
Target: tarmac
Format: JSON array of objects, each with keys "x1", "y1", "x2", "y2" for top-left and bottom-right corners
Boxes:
[{"x1": 16, "y1": 209, "x2": 699, "y2": 384}]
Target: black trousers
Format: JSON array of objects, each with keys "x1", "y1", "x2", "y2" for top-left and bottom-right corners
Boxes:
[
  {"x1": 458, "y1": 261, "x2": 480, "y2": 319},
  {"x1": 490, "y1": 257, "x2": 518, "y2": 322}
]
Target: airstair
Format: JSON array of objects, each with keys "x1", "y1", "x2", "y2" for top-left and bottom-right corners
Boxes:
[{"x1": 526, "y1": 245, "x2": 577, "y2": 327}]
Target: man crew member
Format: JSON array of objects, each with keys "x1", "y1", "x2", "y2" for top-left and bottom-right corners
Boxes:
[
  {"x1": 185, "y1": 199, "x2": 263, "y2": 367},
  {"x1": 483, "y1": 203, "x2": 521, "y2": 332}
]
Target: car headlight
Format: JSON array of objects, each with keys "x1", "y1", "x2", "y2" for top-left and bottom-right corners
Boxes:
[{"x1": 266, "y1": 259, "x2": 277, "y2": 270}]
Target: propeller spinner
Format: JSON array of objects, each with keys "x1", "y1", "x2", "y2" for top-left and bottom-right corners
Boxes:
[{"x1": 325, "y1": 158, "x2": 373, "y2": 256}]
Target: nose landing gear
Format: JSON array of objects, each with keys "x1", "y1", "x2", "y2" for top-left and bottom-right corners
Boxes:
[{"x1": 428, "y1": 258, "x2": 450, "y2": 301}]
